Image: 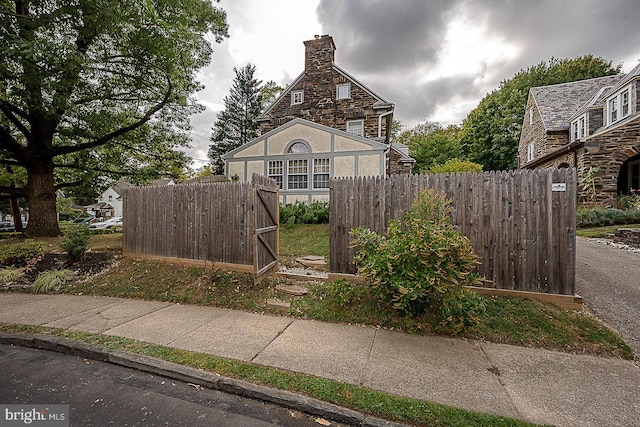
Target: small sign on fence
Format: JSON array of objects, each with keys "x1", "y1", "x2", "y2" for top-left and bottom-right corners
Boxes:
[{"x1": 552, "y1": 183, "x2": 567, "y2": 192}]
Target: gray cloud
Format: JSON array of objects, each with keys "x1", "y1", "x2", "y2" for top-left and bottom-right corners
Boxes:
[
  {"x1": 316, "y1": 0, "x2": 640, "y2": 127},
  {"x1": 317, "y1": 0, "x2": 461, "y2": 73}
]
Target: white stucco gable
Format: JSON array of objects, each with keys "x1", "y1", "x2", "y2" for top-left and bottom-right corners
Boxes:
[{"x1": 224, "y1": 118, "x2": 388, "y2": 204}]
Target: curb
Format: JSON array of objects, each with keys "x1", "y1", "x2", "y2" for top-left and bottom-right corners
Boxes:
[{"x1": 0, "y1": 333, "x2": 407, "y2": 427}]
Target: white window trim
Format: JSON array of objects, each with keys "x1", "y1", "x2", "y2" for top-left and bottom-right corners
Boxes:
[
  {"x1": 291, "y1": 90, "x2": 304, "y2": 105},
  {"x1": 336, "y1": 83, "x2": 350, "y2": 100},
  {"x1": 287, "y1": 159, "x2": 309, "y2": 190},
  {"x1": 570, "y1": 114, "x2": 587, "y2": 142},
  {"x1": 267, "y1": 160, "x2": 283, "y2": 189},
  {"x1": 312, "y1": 158, "x2": 330, "y2": 189},
  {"x1": 529, "y1": 107, "x2": 534, "y2": 125},
  {"x1": 607, "y1": 85, "x2": 632, "y2": 126},
  {"x1": 346, "y1": 119, "x2": 364, "y2": 137},
  {"x1": 527, "y1": 142, "x2": 535, "y2": 162}
]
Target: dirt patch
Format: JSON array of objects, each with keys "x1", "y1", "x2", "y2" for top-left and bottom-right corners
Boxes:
[{"x1": 2, "y1": 252, "x2": 114, "y2": 292}]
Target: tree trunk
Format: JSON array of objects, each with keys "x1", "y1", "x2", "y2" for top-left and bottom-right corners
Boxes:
[
  {"x1": 25, "y1": 162, "x2": 60, "y2": 237},
  {"x1": 10, "y1": 197, "x2": 24, "y2": 232}
]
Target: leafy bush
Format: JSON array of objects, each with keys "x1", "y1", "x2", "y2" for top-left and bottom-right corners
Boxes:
[
  {"x1": 427, "y1": 158, "x2": 483, "y2": 174},
  {"x1": 0, "y1": 240, "x2": 47, "y2": 266},
  {"x1": 32, "y1": 269, "x2": 74, "y2": 294},
  {"x1": 351, "y1": 189, "x2": 485, "y2": 332},
  {"x1": 60, "y1": 225, "x2": 90, "y2": 259},
  {"x1": 576, "y1": 208, "x2": 640, "y2": 228},
  {"x1": 616, "y1": 193, "x2": 640, "y2": 210},
  {"x1": 280, "y1": 201, "x2": 329, "y2": 225},
  {"x1": 326, "y1": 278, "x2": 368, "y2": 306}
]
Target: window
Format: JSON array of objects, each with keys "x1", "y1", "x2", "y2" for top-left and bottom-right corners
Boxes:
[
  {"x1": 527, "y1": 142, "x2": 535, "y2": 162},
  {"x1": 608, "y1": 86, "x2": 631, "y2": 125},
  {"x1": 529, "y1": 107, "x2": 534, "y2": 125},
  {"x1": 291, "y1": 90, "x2": 303, "y2": 105},
  {"x1": 570, "y1": 114, "x2": 587, "y2": 142},
  {"x1": 287, "y1": 141, "x2": 309, "y2": 154},
  {"x1": 622, "y1": 90, "x2": 630, "y2": 117},
  {"x1": 336, "y1": 83, "x2": 350, "y2": 99},
  {"x1": 313, "y1": 159, "x2": 330, "y2": 189},
  {"x1": 346, "y1": 119, "x2": 364, "y2": 137},
  {"x1": 268, "y1": 160, "x2": 283, "y2": 189},
  {"x1": 287, "y1": 159, "x2": 308, "y2": 189}
]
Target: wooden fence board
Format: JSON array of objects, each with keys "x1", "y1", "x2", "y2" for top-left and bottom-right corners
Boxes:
[
  {"x1": 329, "y1": 169, "x2": 576, "y2": 295},
  {"x1": 123, "y1": 176, "x2": 279, "y2": 276}
]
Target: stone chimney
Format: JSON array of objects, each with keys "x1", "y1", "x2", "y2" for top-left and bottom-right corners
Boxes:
[{"x1": 304, "y1": 35, "x2": 336, "y2": 73}]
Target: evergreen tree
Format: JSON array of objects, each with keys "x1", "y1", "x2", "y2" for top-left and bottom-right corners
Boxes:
[{"x1": 208, "y1": 64, "x2": 263, "y2": 174}]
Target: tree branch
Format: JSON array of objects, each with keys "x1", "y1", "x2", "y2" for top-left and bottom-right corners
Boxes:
[
  {"x1": 0, "y1": 101, "x2": 33, "y2": 144},
  {"x1": 53, "y1": 162, "x2": 132, "y2": 176},
  {"x1": 0, "y1": 124, "x2": 27, "y2": 157},
  {"x1": 0, "y1": 185, "x2": 27, "y2": 197},
  {"x1": 53, "y1": 74, "x2": 173, "y2": 157}
]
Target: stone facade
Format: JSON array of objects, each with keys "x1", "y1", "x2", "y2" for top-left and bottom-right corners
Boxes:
[
  {"x1": 519, "y1": 66, "x2": 640, "y2": 207},
  {"x1": 258, "y1": 35, "x2": 394, "y2": 146}
]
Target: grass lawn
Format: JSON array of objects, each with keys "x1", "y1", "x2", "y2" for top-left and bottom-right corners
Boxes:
[{"x1": 576, "y1": 223, "x2": 640, "y2": 238}]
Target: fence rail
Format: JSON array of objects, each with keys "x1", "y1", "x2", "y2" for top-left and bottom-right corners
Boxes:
[
  {"x1": 330, "y1": 169, "x2": 577, "y2": 295},
  {"x1": 123, "y1": 174, "x2": 279, "y2": 275}
]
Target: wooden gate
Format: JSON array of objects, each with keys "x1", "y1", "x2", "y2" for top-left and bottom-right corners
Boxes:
[{"x1": 252, "y1": 174, "x2": 279, "y2": 280}]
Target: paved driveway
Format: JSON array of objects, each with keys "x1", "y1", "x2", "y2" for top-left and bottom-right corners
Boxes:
[{"x1": 576, "y1": 237, "x2": 640, "y2": 357}]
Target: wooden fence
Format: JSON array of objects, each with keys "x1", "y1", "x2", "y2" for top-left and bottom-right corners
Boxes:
[
  {"x1": 330, "y1": 169, "x2": 577, "y2": 296},
  {"x1": 123, "y1": 174, "x2": 279, "y2": 279}
]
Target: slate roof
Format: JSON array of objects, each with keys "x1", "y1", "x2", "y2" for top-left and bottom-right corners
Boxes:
[{"x1": 530, "y1": 74, "x2": 624, "y2": 131}]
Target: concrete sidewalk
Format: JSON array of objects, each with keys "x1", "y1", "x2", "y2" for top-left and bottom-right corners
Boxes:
[{"x1": 1, "y1": 293, "x2": 638, "y2": 426}]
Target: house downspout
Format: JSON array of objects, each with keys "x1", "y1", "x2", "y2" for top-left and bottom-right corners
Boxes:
[{"x1": 378, "y1": 110, "x2": 394, "y2": 141}]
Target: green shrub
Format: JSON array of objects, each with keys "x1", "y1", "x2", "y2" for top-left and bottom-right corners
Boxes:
[
  {"x1": 351, "y1": 189, "x2": 485, "y2": 332},
  {"x1": 0, "y1": 240, "x2": 47, "y2": 266},
  {"x1": 616, "y1": 193, "x2": 640, "y2": 210},
  {"x1": 427, "y1": 158, "x2": 483, "y2": 174},
  {"x1": 326, "y1": 278, "x2": 368, "y2": 306},
  {"x1": 60, "y1": 225, "x2": 90, "y2": 259},
  {"x1": 576, "y1": 208, "x2": 640, "y2": 228},
  {"x1": 32, "y1": 269, "x2": 74, "y2": 294},
  {"x1": 280, "y1": 201, "x2": 329, "y2": 224}
]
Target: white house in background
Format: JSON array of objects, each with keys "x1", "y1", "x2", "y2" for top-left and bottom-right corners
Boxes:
[
  {"x1": 87, "y1": 179, "x2": 174, "y2": 219},
  {"x1": 223, "y1": 118, "x2": 388, "y2": 204}
]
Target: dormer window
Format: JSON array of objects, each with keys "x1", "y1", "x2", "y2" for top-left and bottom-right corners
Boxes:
[
  {"x1": 607, "y1": 85, "x2": 631, "y2": 126},
  {"x1": 336, "y1": 83, "x2": 350, "y2": 99},
  {"x1": 291, "y1": 90, "x2": 303, "y2": 105},
  {"x1": 570, "y1": 114, "x2": 587, "y2": 142}
]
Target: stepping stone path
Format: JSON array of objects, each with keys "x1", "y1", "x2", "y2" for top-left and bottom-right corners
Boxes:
[
  {"x1": 295, "y1": 255, "x2": 326, "y2": 267},
  {"x1": 275, "y1": 284, "x2": 308, "y2": 296}
]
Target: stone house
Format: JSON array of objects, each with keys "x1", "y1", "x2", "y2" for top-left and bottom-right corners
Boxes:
[
  {"x1": 518, "y1": 64, "x2": 640, "y2": 206},
  {"x1": 224, "y1": 35, "x2": 413, "y2": 203}
]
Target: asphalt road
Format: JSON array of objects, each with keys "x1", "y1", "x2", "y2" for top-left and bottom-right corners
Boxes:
[
  {"x1": 575, "y1": 237, "x2": 640, "y2": 357},
  {"x1": 0, "y1": 344, "x2": 346, "y2": 427}
]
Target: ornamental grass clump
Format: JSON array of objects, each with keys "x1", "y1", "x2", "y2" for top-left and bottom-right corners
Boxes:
[{"x1": 351, "y1": 189, "x2": 485, "y2": 333}]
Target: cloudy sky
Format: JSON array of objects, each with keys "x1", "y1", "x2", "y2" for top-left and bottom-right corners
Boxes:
[{"x1": 187, "y1": 0, "x2": 640, "y2": 167}]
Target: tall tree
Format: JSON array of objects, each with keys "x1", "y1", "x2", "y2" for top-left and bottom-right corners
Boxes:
[
  {"x1": 0, "y1": 0, "x2": 228, "y2": 236},
  {"x1": 460, "y1": 55, "x2": 621, "y2": 171},
  {"x1": 259, "y1": 80, "x2": 284, "y2": 110},
  {"x1": 208, "y1": 64, "x2": 263, "y2": 174},
  {"x1": 396, "y1": 121, "x2": 462, "y2": 173}
]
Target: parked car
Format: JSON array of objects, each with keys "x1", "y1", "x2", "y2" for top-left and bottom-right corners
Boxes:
[
  {"x1": 0, "y1": 221, "x2": 15, "y2": 232},
  {"x1": 89, "y1": 217, "x2": 122, "y2": 230}
]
